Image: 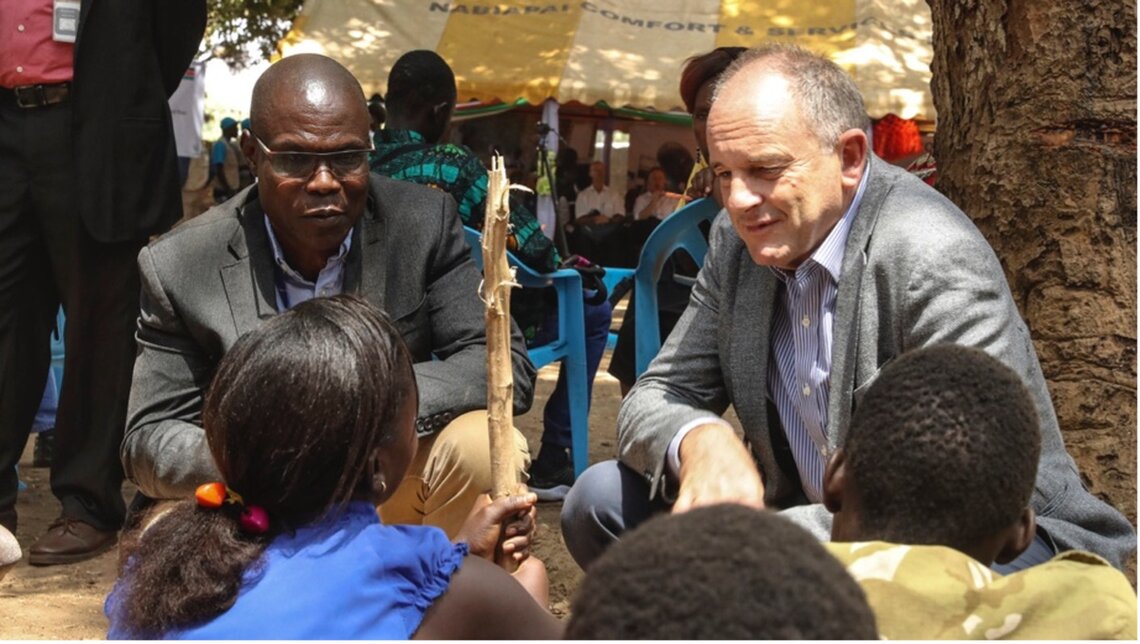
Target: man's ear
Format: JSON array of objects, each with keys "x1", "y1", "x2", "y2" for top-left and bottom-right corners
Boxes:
[
  {"x1": 994, "y1": 507, "x2": 1037, "y2": 565},
  {"x1": 822, "y1": 448, "x2": 848, "y2": 513},
  {"x1": 836, "y1": 128, "x2": 868, "y2": 190},
  {"x1": 432, "y1": 101, "x2": 455, "y2": 127}
]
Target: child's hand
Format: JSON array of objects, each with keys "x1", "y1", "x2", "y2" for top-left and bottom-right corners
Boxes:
[{"x1": 455, "y1": 488, "x2": 538, "y2": 568}]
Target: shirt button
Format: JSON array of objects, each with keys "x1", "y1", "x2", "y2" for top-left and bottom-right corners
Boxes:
[
  {"x1": 16, "y1": 65, "x2": 23, "y2": 73},
  {"x1": 17, "y1": 24, "x2": 25, "y2": 32},
  {"x1": 801, "y1": 315, "x2": 810, "y2": 327},
  {"x1": 802, "y1": 384, "x2": 811, "y2": 397}
]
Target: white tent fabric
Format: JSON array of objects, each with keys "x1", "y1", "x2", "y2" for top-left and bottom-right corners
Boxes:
[{"x1": 280, "y1": 0, "x2": 935, "y2": 119}]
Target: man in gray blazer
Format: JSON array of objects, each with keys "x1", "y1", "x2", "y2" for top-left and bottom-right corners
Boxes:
[
  {"x1": 562, "y1": 45, "x2": 1134, "y2": 571},
  {"x1": 122, "y1": 54, "x2": 536, "y2": 538}
]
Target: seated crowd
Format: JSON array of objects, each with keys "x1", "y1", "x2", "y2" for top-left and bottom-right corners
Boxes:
[{"x1": 2, "y1": 41, "x2": 1134, "y2": 641}]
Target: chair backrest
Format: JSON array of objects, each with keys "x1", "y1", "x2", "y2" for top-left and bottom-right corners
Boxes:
[
  {"x1": 633, "y1": 197, "x2": 721, "y2": 376},
  {"x1": 463, "y1": 225, "x2": 592, "y2": 476},
  {"x1": 462, "y1": 225, "x2": 586, "y2": 366},
  {"x1": 463, "y1": 226, "x2": 570, "y2": 289}
]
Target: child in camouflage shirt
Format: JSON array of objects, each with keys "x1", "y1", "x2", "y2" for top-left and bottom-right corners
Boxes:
[{"x1": 821, "y1": 344, "x2": 1136, "y2": 640}]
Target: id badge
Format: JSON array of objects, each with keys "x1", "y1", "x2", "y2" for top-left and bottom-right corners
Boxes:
[{"x1": 53, "y1": 0, "x2": 81, "y2": 43}]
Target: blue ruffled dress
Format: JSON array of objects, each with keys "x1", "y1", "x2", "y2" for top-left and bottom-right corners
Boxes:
[{"x1": 106, "y1": 501, "x2": 467, "y2": 639}]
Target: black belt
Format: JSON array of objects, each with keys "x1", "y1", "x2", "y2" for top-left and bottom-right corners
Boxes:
[{"x1": 0, "y1": 82, "x2": 71, "y2": 108}]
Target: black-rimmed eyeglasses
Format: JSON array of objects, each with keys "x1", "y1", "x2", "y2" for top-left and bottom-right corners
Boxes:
[{"x1": 253, "y1": 136, "x2": 374, "y2": 180}]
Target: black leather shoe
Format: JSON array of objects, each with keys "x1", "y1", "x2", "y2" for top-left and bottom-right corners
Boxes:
[{"x1": 28, "y1": 517, "x2": 117, "y2": 566}]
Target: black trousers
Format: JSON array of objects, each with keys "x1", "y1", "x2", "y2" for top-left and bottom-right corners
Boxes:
[{"x1": 0, "y1": 93, "x2": 143, "y2": 531}]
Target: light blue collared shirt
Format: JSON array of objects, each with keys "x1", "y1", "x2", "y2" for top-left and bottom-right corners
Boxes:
[
  {"x1": 666, "y1": 166, "x2": 871, "y2": 503},
  {"x1": 263, "y1": 215, "x2": 353, "y2": 311},
  {"x1": 766, "y1": 167, "x2": 869, "y2": 502}
]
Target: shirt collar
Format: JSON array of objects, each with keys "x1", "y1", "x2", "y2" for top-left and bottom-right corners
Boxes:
[
  {"x1": 262, "y1": 214, "x2": 353, "y2": 284},
  {"x1": 771, "y1": 162, "x2": 871, "y2": 284}
]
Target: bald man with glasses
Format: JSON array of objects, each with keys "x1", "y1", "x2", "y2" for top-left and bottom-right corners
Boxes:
[{"x1": 121, "y1": 54, "x2": 537, "y2": 538}]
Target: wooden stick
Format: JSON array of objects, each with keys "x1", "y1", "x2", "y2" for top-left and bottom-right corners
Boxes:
[{"x1": 482, "y1": 154, "x2": 519, "y2": 500}]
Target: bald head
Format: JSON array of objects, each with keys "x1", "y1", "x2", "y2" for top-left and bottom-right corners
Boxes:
[
  {"x1": 240, "y1": 54, "x2": 372, "y2": 285},
  {"x1": 249, "y1": 54, "x2": 367, "y2": 139}
]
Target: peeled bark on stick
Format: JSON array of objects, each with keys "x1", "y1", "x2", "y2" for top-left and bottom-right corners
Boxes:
[{"x1": 482, "y1": 154, "x2": 520, "y2": 500}]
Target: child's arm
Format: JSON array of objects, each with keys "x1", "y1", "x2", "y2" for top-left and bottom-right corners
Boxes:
[{"x1": 413, "y1": 555, "x2": 562, "y2": 640}]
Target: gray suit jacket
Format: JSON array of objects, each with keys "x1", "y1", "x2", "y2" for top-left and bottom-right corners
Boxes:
[
  {"x1": 123, "y1": 174, "x2": 536, "y2": 499},
  {"x1": 618, "y1": 156, "x2": 1135, "y2": 568}
]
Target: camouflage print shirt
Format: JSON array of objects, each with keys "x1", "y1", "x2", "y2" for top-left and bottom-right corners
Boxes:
[{"x1": 826, "y1": 541, "x2": 1137, "y2": 640}]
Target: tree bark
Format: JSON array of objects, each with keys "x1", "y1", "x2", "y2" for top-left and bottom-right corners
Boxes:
[{"x1": 926, "y1": 0, "x2": 1136, "y2": 530}]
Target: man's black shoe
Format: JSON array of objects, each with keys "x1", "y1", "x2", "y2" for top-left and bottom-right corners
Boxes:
[{"x1": 527, "y1": 460, "x2": 575, "y2": 502}]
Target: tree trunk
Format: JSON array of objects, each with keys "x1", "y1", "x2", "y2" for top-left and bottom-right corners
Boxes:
[{"x1": 926, "y1": 0, "x2": 1136, "y2": 530}]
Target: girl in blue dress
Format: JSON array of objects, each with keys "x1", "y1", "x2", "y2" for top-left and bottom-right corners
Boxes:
[{"x1": 106, "y1": 295, "x2": 560, "y2": 639}]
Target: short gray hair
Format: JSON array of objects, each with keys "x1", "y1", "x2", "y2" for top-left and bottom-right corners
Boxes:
[{"x1": 713, "y1": 44, "x2": 870, "y2": 148}]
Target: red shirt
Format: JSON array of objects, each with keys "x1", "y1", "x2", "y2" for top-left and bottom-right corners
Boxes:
[{"x1": 0, "y1": 0, "x2": 74, "y2": 88}]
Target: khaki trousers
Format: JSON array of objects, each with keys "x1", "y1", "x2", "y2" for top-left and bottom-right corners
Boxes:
[{"x1": 379, "y1": 410, "x2": 530, "y2": 539}]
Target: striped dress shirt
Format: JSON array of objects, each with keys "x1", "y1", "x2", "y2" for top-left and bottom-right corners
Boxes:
[{"x1": 766, "y1": 171, "x2": 868, "y2": 502}]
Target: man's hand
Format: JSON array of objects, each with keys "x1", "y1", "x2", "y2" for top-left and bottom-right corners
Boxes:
[
  {"x1": 674, "y1": 423, "x2": 765, "y2": 513},
  {"x1": 454, "y1": 487, "x2": 538, "y2": 569},
  {"x1": 686, "y1": 166, "x2": 720, "y2": 205}
]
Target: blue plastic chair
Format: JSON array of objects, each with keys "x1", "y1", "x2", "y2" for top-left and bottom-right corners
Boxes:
[
  {"x1": 600, "y1": 267, "x2": 633, "y2": 350},
  {"x1": 50, "y1": 306, "x2": 65, "y2": 389},
  {"x1": 19, "y1": 307, "x2": 66, "y2": 493},
  {"x1": 463, "y1": 227, "x2": 591, "y2": 477},
  {"x1": 632, "y1": 198, "x2": 721, "y2": 377}
]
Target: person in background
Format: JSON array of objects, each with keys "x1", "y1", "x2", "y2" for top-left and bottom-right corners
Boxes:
[
  {"x1": 564, "y1": 503, "x2": 877, "y2": 639},
  {"x1": 107, "y1": 296, "x2": 560, "y2": 639},
  {"x1": 872, "y1": 112, "x2": 937, "y2": 185},
  {"x1": 371, "y1": 50, "x2": 612, "y2": 502},
  {"x1": 606, "y1": 47, "x2": 746, "y2": 395},
  {"x1": 0, "y1": 0, "x2": 207, "y2": 565},
  {"x1": 631, "y1": 167, "x2": 680, "y2": 222},
  {"x1": 236, "y1": 117, "x2": 254, "y2": 189},
  {"x1": 210, "y1": 116, "x2": 241, "y2": 202},
  {"x1": 566, "y1": 160, "x2": 625, "y2": 264},
  {"x1": 367, "y1": 93, "x2": 385, "y2": 135},
  {"x1": 168, "y1": 62, "x2": 206, "y2": 188},
  {"x1": 573, "y1": 161, "x2": 624, "y2": 225},
  {"x1": 179, "y1": 135, "x2": 215, "y2": 223},
  {"x1": 676, "y1": 46, "x2": 747, "y2": 209},
  {"x1": 823, "y1": 345, "x2": 1137, "y2": 639}
]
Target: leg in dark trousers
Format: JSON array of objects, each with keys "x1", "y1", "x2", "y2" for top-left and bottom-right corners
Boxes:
[
  {"x1": 560, "y1": 459, "x2": 671, "y2": 570},
  {"x1": 48, "y1": 230, "x2": 143, "y2": 533},
  {"x1": 0, "y1": 97, "x2": 69, "y2": 534},
  {"x1": 528, "y1": 299, "x2": 614, "y2": 501},
  {"x1": 0, "y1": 93, "x2": 143, "y2": 563}
]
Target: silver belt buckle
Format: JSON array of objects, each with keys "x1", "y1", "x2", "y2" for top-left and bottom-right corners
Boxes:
[{"x1": 13, "y1": 86, "x2": 43, "y2": 109}]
